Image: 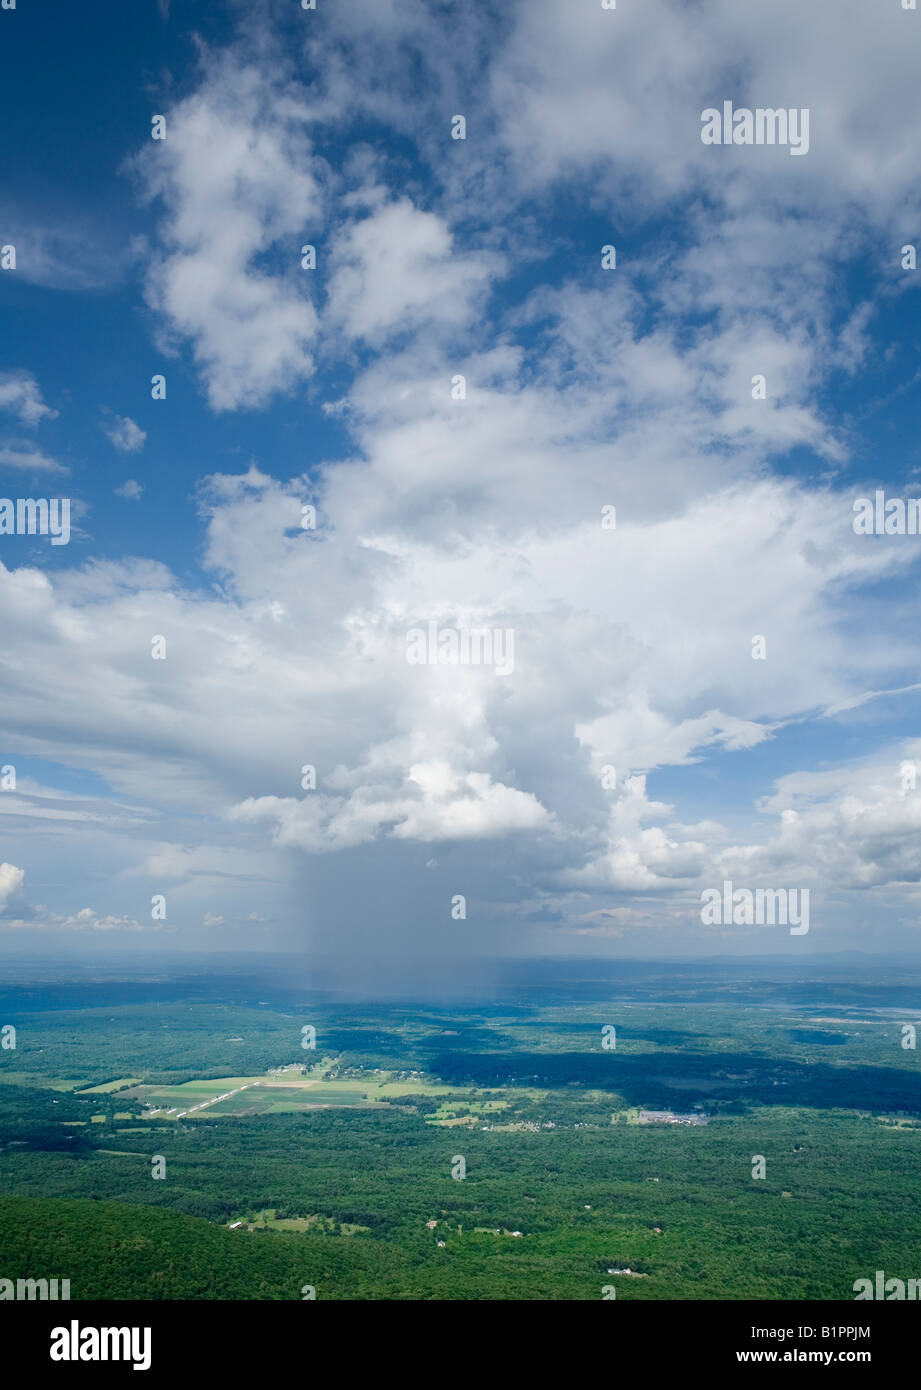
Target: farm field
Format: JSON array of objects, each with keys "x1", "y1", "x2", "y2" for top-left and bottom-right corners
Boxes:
[
  {"x1": 78, "y1": 1078, "x2": 143, "y2": 1094},
  {"x1": 119, "y1": 1071, "x2": 516, "y2": 1118}
]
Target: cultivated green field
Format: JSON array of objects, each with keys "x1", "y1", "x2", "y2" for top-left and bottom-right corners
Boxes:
[{"x1": 78, "y1": 1078, "x2": 143, "y2": 1094}]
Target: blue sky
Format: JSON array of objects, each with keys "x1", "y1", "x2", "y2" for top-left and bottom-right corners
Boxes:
[{"x1": 2, "y1": 0, "x2": 921, "y2": 977}]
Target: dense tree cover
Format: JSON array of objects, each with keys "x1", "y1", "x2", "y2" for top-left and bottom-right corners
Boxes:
[
  {"x1": 0, "y1": 1197, "x2": 378, "y2": 1300},
  {"x1": 430, "y1": 1050, "x2": 921, "y2": 1113},
  {"x1": 1, "y1": 975, "x2": 920, "y2": 1299},
  {"x1": 0, "y1": 1084, "x2": 141, "y2": 1152},
  {"x1": 2, "y1": 1102, "x2": 919, "y2": 1299}
]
